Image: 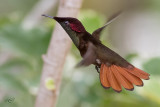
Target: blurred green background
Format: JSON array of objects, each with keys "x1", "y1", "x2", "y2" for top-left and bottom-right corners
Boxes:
[{"x1": 0, "y1": 0, "x2": 160, "y2": 107}]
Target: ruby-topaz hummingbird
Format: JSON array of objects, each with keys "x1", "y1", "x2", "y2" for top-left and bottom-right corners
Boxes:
[{"x1": 42, "y1": 13, "x2": 150, "y2": 93}]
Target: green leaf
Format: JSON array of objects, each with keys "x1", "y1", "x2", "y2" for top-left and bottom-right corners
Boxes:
[
  {"x1": 0, "y1": 23, "x2": 52, "y2": 57},
  {"x1": 78, "y1": 10, "x2": 105, "y2": 34},
  {"x1": 125, "y1": 53, "x2": 138, "y2": 62},
  {"x1": 143, "y1": 57, "x2": 160, "y2": 75}
]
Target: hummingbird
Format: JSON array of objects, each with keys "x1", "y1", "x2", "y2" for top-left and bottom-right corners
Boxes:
[{"x1": 42, "y1": 12, "x2": 150, "y2": 92}]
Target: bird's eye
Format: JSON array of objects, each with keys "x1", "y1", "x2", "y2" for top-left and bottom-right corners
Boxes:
[{"x1": 64, "y1": 21, "x2": 69, "y2": 25}]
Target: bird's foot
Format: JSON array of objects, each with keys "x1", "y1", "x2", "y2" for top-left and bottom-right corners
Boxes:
[{"x1": 95, "y1": 66, "x2": 100, "y2": 73}]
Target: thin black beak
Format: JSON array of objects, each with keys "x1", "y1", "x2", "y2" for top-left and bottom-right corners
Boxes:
[
  {"x1": 42, "y1": 14, "x2": 54, "y2": 19},
  {"x1": 42, "y1": 14, "x2": 62, "y2": 22}
]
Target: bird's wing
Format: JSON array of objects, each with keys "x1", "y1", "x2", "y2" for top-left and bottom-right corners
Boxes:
[
  {"x1": 100, "y1": 63, "x2": 150, "y2": 92},
  {"x1": 92, "y1": 11, "x2": 122, "y2": 40},
  {"x1": 76, "y1": 42, "x2": 97, "y2": 67}
]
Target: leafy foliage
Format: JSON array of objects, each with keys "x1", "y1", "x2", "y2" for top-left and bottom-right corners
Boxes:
[{"x1": 0, "y1": 17, "x2": 52, "y2": 106}]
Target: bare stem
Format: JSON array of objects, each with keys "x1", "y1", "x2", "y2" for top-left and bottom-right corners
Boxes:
[{"x1": 35, "y1": 0, "x2": 83, "y2": 107}]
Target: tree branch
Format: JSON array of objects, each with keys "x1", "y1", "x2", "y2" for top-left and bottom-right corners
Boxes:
[{"x1": 35, "y1": 0, "x2": 83, "y2": 107}]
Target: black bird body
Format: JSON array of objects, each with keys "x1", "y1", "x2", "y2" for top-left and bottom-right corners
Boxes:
[
  {"x1": 42, "y1": 14, "x2": 150, "y2": 92},
  {"x1": 73, "y1": 31, "x2": 130, "y2": 68}
]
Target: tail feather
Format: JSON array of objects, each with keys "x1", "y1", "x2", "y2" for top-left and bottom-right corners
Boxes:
[
  {"x1": 134, "y1": 68, "x2": 150, "y2": 76},
  {"x1": 125, "y1": 67, "x2": 150, "y2": 80},
  {"x1": 111, "y1": 65, "x2": 134, "y2": 90},
  {"x1": 115, "y1": 66, "x2": 143, "y2": 86},
  {"x1": 108, "y1": 67, "x2": 122, "y2": 92},
  {"x1": 100, "y1": 64, "x2": 110, "y2": 88},
  {"x1": 99, "y1": 63, "x2": 149, "y2": 92}
]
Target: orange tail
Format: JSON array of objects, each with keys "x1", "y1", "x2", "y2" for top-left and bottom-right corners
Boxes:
[{"x1": 100, "y1": 63, "x2": 150, "y2": 92}]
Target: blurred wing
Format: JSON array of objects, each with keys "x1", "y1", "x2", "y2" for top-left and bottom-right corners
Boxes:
[
  {"x1": 92, "y1": 11, "x2": 122, "y2": 40},
  {"x1": 76, "y1": 42, "x2": 96, "y2": 67},
  {"x1": 100, "y1": 63, "x2": 150, "y2": 92}
]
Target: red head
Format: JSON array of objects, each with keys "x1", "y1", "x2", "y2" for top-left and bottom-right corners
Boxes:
[
  {"x1": 42, "y1": 14, "x2": 87, "y2": 47},
  {"x1": 53, "y1": 16, "x2": 86, "y2": 33},
  {"x1": 42, "y1": 14, "x2": 86, "y2": 33}
]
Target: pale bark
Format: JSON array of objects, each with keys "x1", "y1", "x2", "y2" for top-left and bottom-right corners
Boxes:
[{"x1": 35, "y1": 0, "x2": 83, "y2": 107}]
